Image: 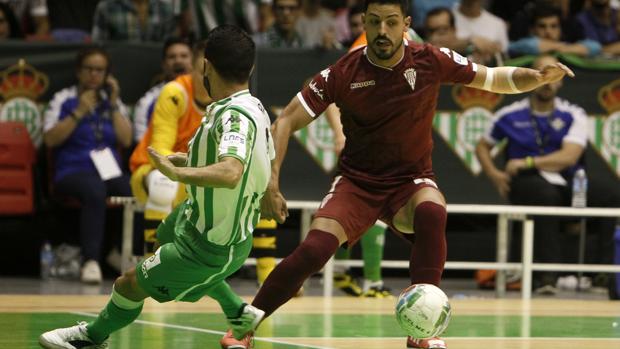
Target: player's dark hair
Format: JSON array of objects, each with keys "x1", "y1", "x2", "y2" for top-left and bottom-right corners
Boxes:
[
  {"x1": 204, "y1": 25, "x2": 255, "y2": 83},
  {"x1": 363, "y1": 0, "x2": 408, "y2": 15}
]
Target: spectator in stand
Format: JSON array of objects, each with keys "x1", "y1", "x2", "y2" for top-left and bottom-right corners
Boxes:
[
  {"x1": 47, "y1": 0, "x2": 99, "y2": 42},
  {"x1": 181, "y1": 0, "x2": 260, "y2": 39},
  {"x1": 341, "y1": 4, "x2": 364, "y2": 48},
  {"x1": 500, "y1": 0, "x2": 584, "y2": 42},
  {"x1": 424, "y1": 7, "x2": 503, "y2": 65},
  {"x1": 509, "y1": 4, "x2": 602, "y2": 57},
  {"x1": 133, "y1": 37, "x2": 193, "y2": 143},
  {"x1": 254, "y1": 0, "x2": 304, "y2": 48},
  {"x1": 92, "y1": 0, "x2": 178, "y2": 42},
  {"x1": 410, "y1": 0, "x2": 458, "y2": 30},
  {"x1": 0, "y1": 2, "x2": 23, "y2": 39},
  {"x1": 576, "y1": 0, "x2": 620, "y2": 55},
  {"x1": 295, "y1": 0, "x2": 341, "y2": 49},
  {"x1": 43, "y1": 47, "x2": 132, "y2": 284},
  {"x1": 476, "y1": 55, "x2": 620, "y2": 295},
  {"x1": 0, "y1": 0, "x2": 49, "y2": 36},
  {"x1": 453, "y1": 0, "x2": 508, "y2": 55}
]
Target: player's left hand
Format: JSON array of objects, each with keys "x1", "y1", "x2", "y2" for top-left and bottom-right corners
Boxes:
[
  {"x1": 536, "y1": 63, "x2": 575, "y2": 84},
  {"x1": 505, "y1": 158, "x2": 527, "y2": 176},
  {"x1": 148, "y1": 146, "x2": 179, "y2": 181}
]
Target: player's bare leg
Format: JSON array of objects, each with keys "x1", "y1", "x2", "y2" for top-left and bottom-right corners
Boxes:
[{"x1": 392, "y1": 186, "x2": 448, "y2": 349}]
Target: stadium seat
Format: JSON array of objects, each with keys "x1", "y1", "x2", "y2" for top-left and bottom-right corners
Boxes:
[{"x1": 0, "y1": 121, "x2": 36, "y2": 215}]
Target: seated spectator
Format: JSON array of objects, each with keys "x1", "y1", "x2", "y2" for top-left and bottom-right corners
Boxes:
[
  {"x1": 476, "y1": 55, "x2": 620, "y2": 295},
  {"x1": 129, "y1": 42, "x2": 211, "y2": 257},
  {"x1": 295, "y1": 0, "x2": 341, "y2": 49},
  {"x1": 491, "y1": 0, "x2": 579, "y2": 41},
  {"x1": 0, "y1": 0, "x2": 49, "y2": 36},
  {"x1": 43, "y1": 47, "x2": 133, "y2": 284},
  {"x1": 181, "y1": 0, "x2": 260, "y2": 39},
  {"x1": 133, "y1": 37, "x2": 193, "y2": 143},
  {"x1": 254, "y1": 0, "x2": 304, "y2": 48},
  {"x1": 576, "y1": 0, "x2": 620, "y2": 55},
  {"x1": 424, "y1": 7, "x2": 501, "y2": 64},
  {"x1": 410, "y1": 0, "x2": 459, "y2": 30},
  {"x1": 92, "y1": 0, "x2": 177, "y2": 42},
  {"x1": 0, "y1": 2, "x2": 23, "y2": 39},
  {"x1": 509, "y1": 3, "x2": 602, "y2": 57},
  {"x1": 453, "y1": 0, "x2": 508, "y2": 57},
  {"x1": 341, "y1": 4, "x2": 364, "y2": 48},
  {"x1": 47, "y1": 0, "x2": 99, "y2": 42}
]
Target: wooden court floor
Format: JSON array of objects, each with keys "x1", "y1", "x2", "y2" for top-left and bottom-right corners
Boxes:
[{"x1": 1, "y1": 295, "x2": 619, "y2": 348}]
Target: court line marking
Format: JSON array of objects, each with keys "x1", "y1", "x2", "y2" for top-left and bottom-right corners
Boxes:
[
  {"x1": 284, "y1": 337, "x2": 620, "y2": 341},
  {"x1": 72, "y1": 312, "x2": 334, "y2": 349},
  {"x1": 71, "y1": 312, "x2": 620, "y2": 345}
]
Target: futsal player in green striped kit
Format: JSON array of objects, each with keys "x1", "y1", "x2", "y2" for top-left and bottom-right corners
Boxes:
[{"x1": 39, "y1": 25, "x2": 272, "y2": 349}]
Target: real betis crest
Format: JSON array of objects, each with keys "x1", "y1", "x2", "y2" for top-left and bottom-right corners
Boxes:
[
  {"x1": 271, "y1": 106, "x2": 338, "y2": 173},
  {"x1": 0, "y1": 59, "x2": 49, "y2": 148},
  {"x1": 590, "y1": 79, "x2": 620, "y2": 178},
  {"x1": 433, "y1": 85, "x2": 503, "y2": 175}
]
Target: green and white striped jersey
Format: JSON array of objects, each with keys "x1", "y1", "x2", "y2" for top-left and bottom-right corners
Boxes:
[{"x1": 183, "y1": 89, "x2": 274, "y2": 246}]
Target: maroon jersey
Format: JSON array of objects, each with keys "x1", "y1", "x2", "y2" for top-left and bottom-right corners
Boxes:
[{"x1": 298, "y1": 41, "x2": 477, "y2": 187}]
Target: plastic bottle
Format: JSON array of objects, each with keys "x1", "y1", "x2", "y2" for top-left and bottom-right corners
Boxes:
[
  {"x1": 40, "y1": 241, "x2": 54, "y2": 280},
  {"x1": 614, "y1": 225, "x2": 620, "y2": 297},
  {"x1": 571, "y1": 168, "x2": 587, "y2": 208}
]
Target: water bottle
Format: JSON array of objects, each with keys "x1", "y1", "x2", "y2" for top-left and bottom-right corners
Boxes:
[
  {"x1": 614, "y1": 225, "x2": 620, "y2": 298},
  {"x1": 40, "y1": 241, "x2": 54, "y2": 280},
  {"x1": 571, "y1": 168, "x2": 587, "y2": 208}
]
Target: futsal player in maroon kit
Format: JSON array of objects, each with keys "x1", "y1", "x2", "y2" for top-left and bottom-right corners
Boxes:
[{"x1": 221, "y1": 0, "x2": 574, "y2": 348}]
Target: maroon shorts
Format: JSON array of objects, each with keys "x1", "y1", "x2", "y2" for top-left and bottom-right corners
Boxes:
[{"x1": 314, "y1": 175, "x2": 440, "y2": 245}]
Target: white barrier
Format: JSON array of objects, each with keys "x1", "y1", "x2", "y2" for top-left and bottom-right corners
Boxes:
[{"x1": 111, "y1": 197, "x2": 620, "y2": 300}]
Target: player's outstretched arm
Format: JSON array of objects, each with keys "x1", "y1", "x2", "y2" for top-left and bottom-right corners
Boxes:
[
  {"x1": 148, "y1": 147, "x2": 244, "y2": 189},
  {"x1": 467, "y1": 63, "x2": 575, "y2": 94},
  {"x1": 262, "y1": 96, "x2": 314, "y2": 223}
]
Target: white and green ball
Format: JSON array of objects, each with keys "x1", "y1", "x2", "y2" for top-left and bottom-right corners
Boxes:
[{"x1": 395, "y1": 283, "x2": 451, "y2": 339}]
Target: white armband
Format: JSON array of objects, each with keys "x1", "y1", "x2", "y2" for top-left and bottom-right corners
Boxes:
[
  {"x1": 506, "y1": 67, "x2": 521, "y2": 93},
  {"x1": 483, "y1": 67, "x2": 494, "y2": 91}
]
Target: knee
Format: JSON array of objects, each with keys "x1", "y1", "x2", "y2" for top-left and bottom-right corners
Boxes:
[
  {"x1": 414, "y1": 201, "x2": 447, "y2": 224},
  {"x1": 146, "y1": 171, "x2": 179, "y2": 211},
  {"x1": 114, "y1": 269, "x2": 137, "y2": 292}
]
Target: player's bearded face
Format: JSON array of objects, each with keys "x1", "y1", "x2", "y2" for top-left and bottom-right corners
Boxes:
[
  {"x1": 370, "y1": 34, "x2": 401, "y2": 60},
  {"x1": 364, "y1": 5, "x2": 409, "y2": 61}
]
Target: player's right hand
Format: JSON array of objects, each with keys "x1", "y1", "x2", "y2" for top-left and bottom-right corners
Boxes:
[{"x1": 261, "y1": 187, "x2": 288, "y2": 224}]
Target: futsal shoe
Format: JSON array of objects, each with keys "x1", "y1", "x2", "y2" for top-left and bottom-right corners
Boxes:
[
  {"x1": 362, "y1": 281, "x2": 394, "y2": 298},
  {"x1": 407, "y1": 336, "x2": 447, "y2": 349},
  {"x1": 39, "y1": 321, "x2": 108, "y2": 348},
  {"x1": 334, "y1": 272, "x2": 363, "y2": 297},
  {"x1": 228, "y1": 304, "x2": 265, "y2": 339},
  {"x1": 220, "y1": 329, "x2": 253, "y2": 349}
]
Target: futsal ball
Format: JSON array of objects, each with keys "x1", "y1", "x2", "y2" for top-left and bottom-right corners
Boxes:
[{"x1": 395, "y1": 284, "x2": 451, "y2": 339}]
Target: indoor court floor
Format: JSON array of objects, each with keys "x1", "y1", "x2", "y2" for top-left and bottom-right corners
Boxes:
[{"x1": 1, "y1": 292, "x2": 619, "y2": 349}]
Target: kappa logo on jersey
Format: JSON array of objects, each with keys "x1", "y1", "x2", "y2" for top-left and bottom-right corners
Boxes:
[
  {"x1": 404, "y1": 68, "x2": 417, "y2": 91},
  {"x1": 350, "y1": 80, "x2": 375, "y2": 89},
  {"x1": 439, "y1": 47, "x2": 469, "y2": 66},
  {"x1": 320, "y1": 68, "x2": 330, "y2": 82},
  {"x1": 309, "y1": 81, "x2": 325, "y2": 100}
]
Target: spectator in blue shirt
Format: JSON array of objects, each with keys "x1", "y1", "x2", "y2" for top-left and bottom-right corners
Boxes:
[
  {"x1": 43, "y1": 47, "x2": 132, "y2": 284},
  {"x1": 576, "y1": 0, "x2": 620, "y2": 56},
  {"x1": 509, "y1": 4, "x2": 602, "y2": 57},
  {"x1": 476, "y1": 55, "x2": 620, "y2": 296}
]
